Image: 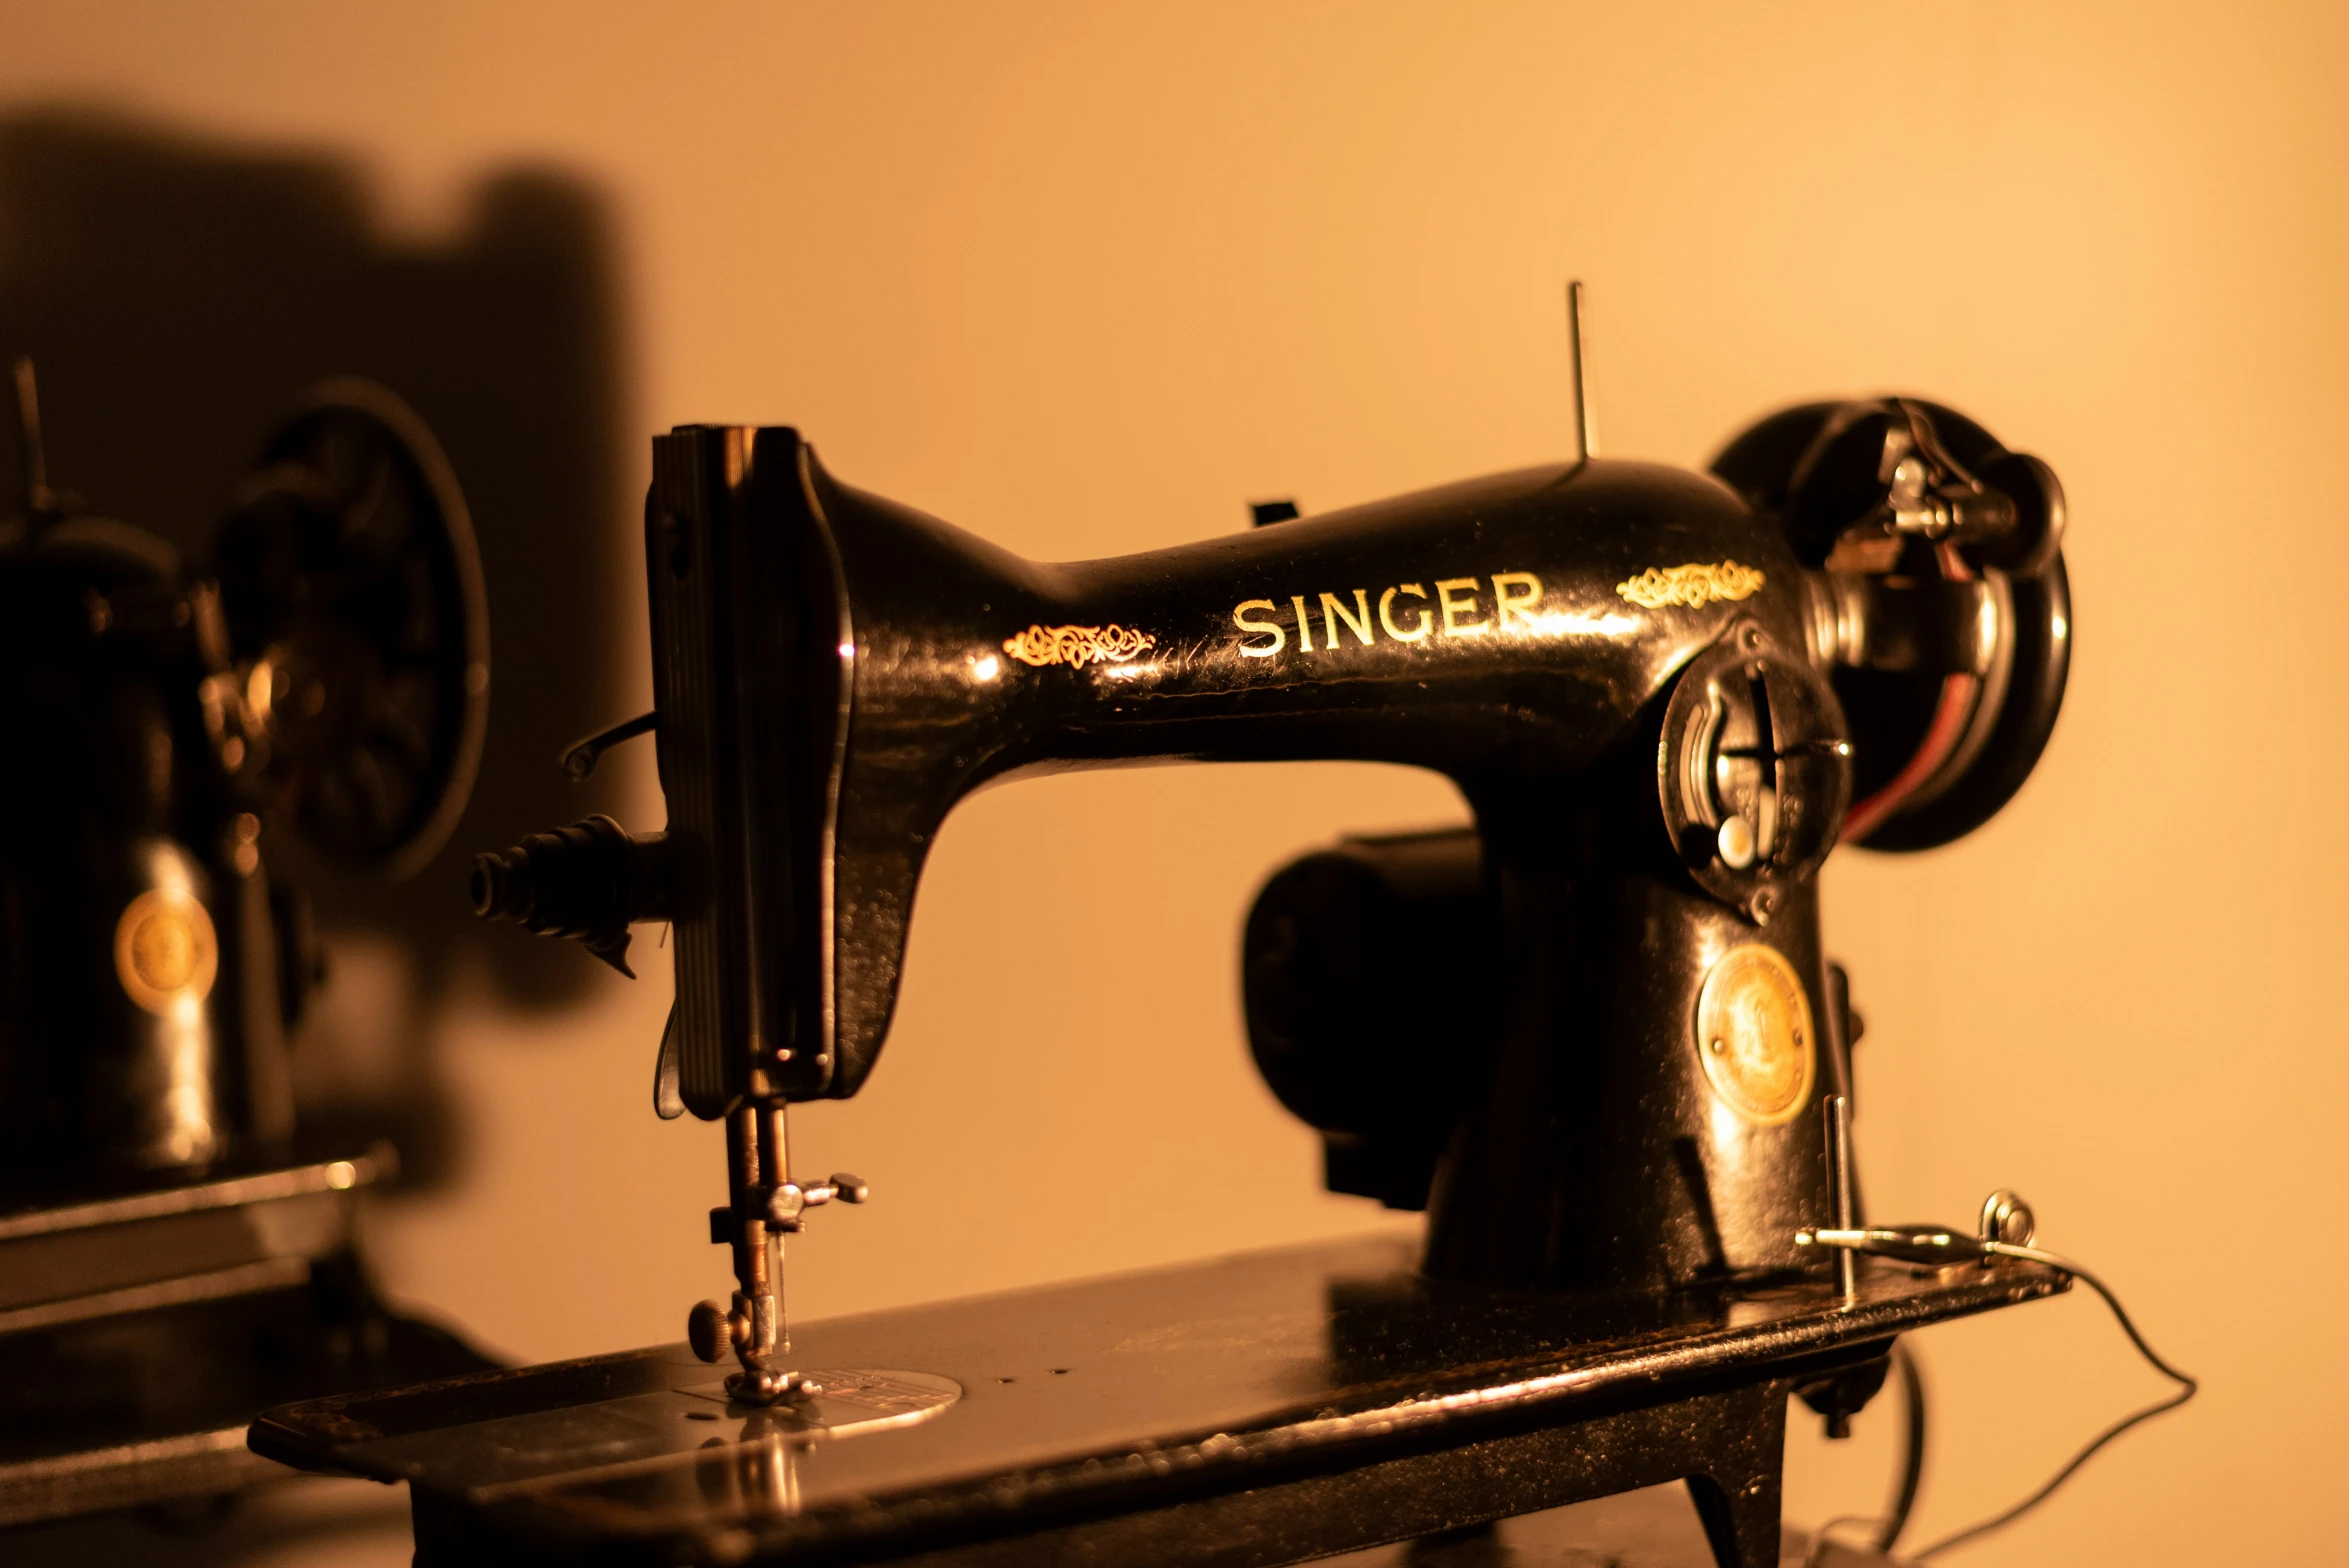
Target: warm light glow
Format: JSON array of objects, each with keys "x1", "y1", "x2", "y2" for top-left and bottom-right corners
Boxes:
[
  {"x1": 142, "y1": 843, "x2": 219, "y2": 1168},
  {"x1": 14, "y1": 17, "x2": 2273, "y2": 1541},
  {"x1": 162, "y1": 989, "x2": 214, "y2": 1164},
  {"x1": 972, "y1": 654, "x2": 1001, "y2": 681},
  {"x1": 1529, "y1": 610, "x2": 1642, "y2": 638},
  {"x1": 245, "y1": 657, "x2": 275, "y2": 719}
]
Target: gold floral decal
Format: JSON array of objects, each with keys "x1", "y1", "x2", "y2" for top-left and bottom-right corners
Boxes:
[
  {"x1": 1002, "y1": 623, "x2": 1158, "y2": 668},
  {"x1": 1615, "y1": 561, "x2": 1766, "y2": 610}
]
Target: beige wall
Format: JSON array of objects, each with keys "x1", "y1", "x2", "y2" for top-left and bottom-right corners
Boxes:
[{"x1": 6, "y1": 3, "x2": 2343, "y2": 1562}]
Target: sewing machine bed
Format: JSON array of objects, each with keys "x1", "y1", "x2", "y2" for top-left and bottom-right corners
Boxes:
[{"x1": 251, "y1": 1233, "x2": 2063, "y2": 1567}]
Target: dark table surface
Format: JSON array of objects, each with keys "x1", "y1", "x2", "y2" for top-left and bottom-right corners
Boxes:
[{"x1": 250, "y1": 1233, "x2": 2058, "y2": 1566}]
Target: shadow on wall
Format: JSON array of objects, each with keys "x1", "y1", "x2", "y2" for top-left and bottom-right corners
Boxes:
[{"x1": 0, "y1": 107, "x2": 634, "y2": 1188}]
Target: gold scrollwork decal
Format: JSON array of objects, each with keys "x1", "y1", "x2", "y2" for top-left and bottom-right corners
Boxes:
[
  {"x1": 1615, "y1": 561, "x2": 1765, "y2": 610},
  {"x1": 1002, "y1": 623, "x2": 1158, "y2": 668}
]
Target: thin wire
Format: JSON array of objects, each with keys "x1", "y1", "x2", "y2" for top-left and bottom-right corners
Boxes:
[
  {"x1": 1801, "y1": 1513, "x2": 1881, "y2": 1568},
  {"x1": 1910, "y1": 1245, "x2": 2197, "y2": 1560},
  {"x1": 1564, "y1": 280, "x2": 1596, "y2": 462},
  {"x1": 12, "y1": 355, "x2": 47, "y2": 511},
  {"x1": 1877, "y1": 1338, "x2": 1927, "y2": 1553},
  {"x1": 1794, "y1": 1339, "x2": 1926, "y2": 1567}
]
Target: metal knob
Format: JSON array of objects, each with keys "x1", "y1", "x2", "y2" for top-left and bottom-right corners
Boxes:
[
  {"x1": 468, "y1": 815, "x2": 672, "y2": 977},
  {"x1": 687, "y1": 1298, "x2": 745, "y2": 1364},
  {"x1": 1979, "y1": 1189, "x2": 2036, "y2": 1248}
]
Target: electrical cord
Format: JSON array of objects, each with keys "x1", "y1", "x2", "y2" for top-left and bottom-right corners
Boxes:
[
  {"x1": 1907, "y1": 1242, "x2": 2196, "y2": 1560},
  {"x1": 1803, "y1": 1514, "x2": 1884, "y2": 1568},
  {"x1": 1878, "y1": 1339, "x2": 1926, "y2": 1552},
  {"x1": 1796, "y1": 1341, "x2": 1925, "y2": 1568},
  {"x1": 1794, "y1": 1215, "x2": 2197, "y2": 1563}
]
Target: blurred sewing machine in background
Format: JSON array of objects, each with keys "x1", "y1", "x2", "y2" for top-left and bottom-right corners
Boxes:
[
  {"x1": 239, "y1": 294, "x2": 2182, "y2": 1568},
  {"x1": 0, "y1": 360, "x2": 497, "y2": 1525}
]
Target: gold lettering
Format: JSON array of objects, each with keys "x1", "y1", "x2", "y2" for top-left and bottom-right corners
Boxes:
[
  {"x1": 1435, "y1": 577, "x2": 1487, "y2": 636},
  {"x1": 1379, "y1": 583, "x2": 1431, "y2": 642},
  {"x1": 1233, "y1": 599, "x2": 1286, "y2": 657},
  {"x1": 1320, "y1": 589, "x2": 1374, "y2": 648},
  {"x1": 1491, "y1": 570, "x2": 1544, "y2": 633},
  {"x1": 1236, "y1": 573, "x2": 1540, "y2": 657},
  {"x1": 1291, "y1": 595, "x2": 1318, "y2": 652}
]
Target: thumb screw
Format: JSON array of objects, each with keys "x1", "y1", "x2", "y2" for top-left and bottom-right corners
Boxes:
[{"x1": 687, "y1": 1299, "x2": 740, "y2": 1364}]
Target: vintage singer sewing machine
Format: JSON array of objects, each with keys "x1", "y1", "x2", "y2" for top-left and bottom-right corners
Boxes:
[
  {"x1": 0, "y1": 361, "x2": 497, "y2": 1525},
  {"x1": 253, "y1": 339, "x2": 2074, "y2": 1564}
]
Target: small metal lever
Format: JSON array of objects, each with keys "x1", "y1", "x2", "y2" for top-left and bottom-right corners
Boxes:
[
  {"x1": 758, "y1": 1172, "x2": 869, "y2": 1230},
  {"x1": 1824, "y1": 1094, "x2": 1858, "y2": 1304},
  {"x1": 1796, "y1": 1187, "x2": 2040, "y2": 1269},
  {"x1": 653, "y1": 1007, "x2": 683, "y2": 1120},
  {"x1": 560, "y1": 711, "x2": 658, "y2": 781}
]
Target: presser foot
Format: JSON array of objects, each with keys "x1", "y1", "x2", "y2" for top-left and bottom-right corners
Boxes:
[
  {"x1": 725, "y1": 1363, "x2": 823, "y2": 1405},
  {"x1": 689, "y1": 1297, "x2": 823, "y2": 1404}
]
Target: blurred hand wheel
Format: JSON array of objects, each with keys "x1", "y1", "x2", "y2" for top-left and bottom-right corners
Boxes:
[{"x1": 209, "y1": 381, "x2": 488, "y2": 878}]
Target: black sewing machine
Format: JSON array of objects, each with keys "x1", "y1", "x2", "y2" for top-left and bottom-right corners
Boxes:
[
  {"x1": 0, "y1": 361, "x2": 495, "y2": 1524},
  {"x1": 254, "y1": 315, "x2": 2079, "y2": 1565}
]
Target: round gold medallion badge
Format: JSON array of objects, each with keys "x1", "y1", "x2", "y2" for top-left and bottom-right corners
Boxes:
[
  {"x1": 1694, "y1": 943, "x2": 1814, "y2": 1126},
  {"x1": 114, "y1": 889, "x2": 219, "y2": 1015}
]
